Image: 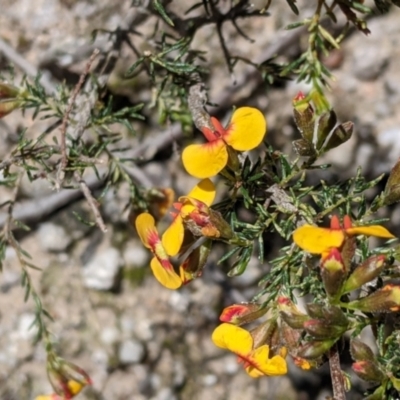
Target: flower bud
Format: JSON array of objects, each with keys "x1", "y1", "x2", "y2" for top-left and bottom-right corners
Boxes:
[
  {"x1": 342, "y1": 255, "x2": 386, "y2": 294},
  {"x1": 322, "y1": 121, "x2": 353, "y2": 152},
  {"x1": 280, "y1": 321, "x2": 302, "y2": 352},
  {"x1": 209, "y1": 209, "x2": 234, "y2": 239},
  {"x1": 341, "y1": 236, "x2": 356, "y2": 273},
  {"x1": 182, "y1": 199, "x2": 233, "y2": 241},
  {"x1": 306, "y1": 303, "x2": 347, "y2": 326},
  {"x1": 347, "y1": 284, "x2": 400, "y2": 313},
  {"x1": 383, "y1": 158, "x2": 400, "y2": 205},
  {"x1": 320, "y1": 248, "x2": 346, "y2": 298},
  {"x1": 310, "y1": 88, "x2": 331, "y2": 115},
  {"x1": 315, "y1": 109, "x2": 337, "y2": 151},
  {"x1": 324, "y1": 305, "x2": 348, "y2": 327},
  {"x1": 352, "y1": 360, "x2": 385, "y2": 383},
  {"x1": 0, "y1": 82, "x2": 21, "y2": 118},
  {"x1": 297, "y1": 338, "x2": 336, "y2": 360},
  {"x1": 0, "y1": 82, "x2": 20, "y2": 98},
  {"x1": 219, "y1": 303, "x2": 267, "y2": 325},
  {"x1": 47, "y1": 354, "x2": 91, "y2": 399},
  {"x1": 250, "y1": 319, "x2": 278, "y2": 349},
  {"x1": 303, "y1": 319, "x2": 347, "y2": 340},
  {"x1": 179, "y1": 238, "x2": 212, "y2": 284},
  {"x1": 350, "y1": 338, "x2": 376, "y2": 362},
  {"x1": 292, "y1": 138, "x2": 316, "y2": 157},
  {"x1": 278, "y1": 296, "x2": 308, "y2": 329},
  {"x1": 293, "y1": 92, "x2": 314, "y2": 143},
  {"x1": 306, "y1": 303, "x2": 327, "y2": 319}
]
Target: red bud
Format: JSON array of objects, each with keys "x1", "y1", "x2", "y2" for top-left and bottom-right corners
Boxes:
[
  {"x1": 219, "y1": 303, "x2": 267, "y2": 325},
  {"x1": 352, "y1": 360, "x2": 385, "y2": 383}
]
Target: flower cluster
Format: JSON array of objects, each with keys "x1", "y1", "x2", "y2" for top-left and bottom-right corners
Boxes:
[
  {"x1": 132, "y1": 107, "x2": 277, "y2": 378},
  {"x1": 134, "y1": 107, "x2": 267, "y2": 291},
  {"x1": 132, "y1": 96, "x2": 400, "y2": 394},
  {"x1": 135, "y1": 178, "x2": 236, "y2": 289},
  {"x1": 272, "y1": 215, "x2": 400, "y2": 374}
]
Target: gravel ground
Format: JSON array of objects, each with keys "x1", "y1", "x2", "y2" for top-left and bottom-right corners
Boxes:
[{"x1": 0, "y1": 1, "x2": 400, "y2": 399}]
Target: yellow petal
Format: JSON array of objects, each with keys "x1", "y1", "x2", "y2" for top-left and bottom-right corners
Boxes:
[
  {"x1": 150, "y1": 257, "x2": 182, "y2": 289},
  {"x1": 180, "y1": 202, "x2": 196, "y2": 218},
  {"x1": 187, "y1": 178, "x2": 216, "y2": 206},
  {"x1": 248, "y1": 346, "x2": 288, "y2": 377},
  {"x1": 182, "y1": 141, "x2": 228, "y2": 178},
  {"x1": 211, "y1": 323, "x2": 253, "y2": 356},
  {"x1": 162, "y1": 215, "x2": 185, "y2": 256},
  {"x1": 246, "y1": 365, "x2": 265, "y2": 378},
  {"x1": 293, "y1": 225, "x2": 345, "y2": 254},
  {"x1": 346, "y1": 225, "x2": 395, "y2": 239},
  {"x1": 244, "y1": 345, "x2": 270, "y2": 378},
  {"x1": 224, "y1": 107, "x2": 267, "y2": 151},
  {"x1": 135, "y1": 213, "x2": 158, "y2": 249}
]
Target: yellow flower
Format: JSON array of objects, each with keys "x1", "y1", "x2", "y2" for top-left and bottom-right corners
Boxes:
[
  {"x1": 135, "y1": 212, "x2": 182, "y2": 289},
  {"x1": 293, "y1": 215, "x2": 394, "y2": 255},
  {"x1": 162, "y1": 178, "x2": 216, "y2": 256},
  {"x1": 182, "y1": 107, "x2": 267, "y2": 178},
  {"x1": 212, "y1": 323, "x2": 287, "y2": 378}
]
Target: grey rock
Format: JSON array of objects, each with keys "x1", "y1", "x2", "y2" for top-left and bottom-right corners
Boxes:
[
  {"x1": 151, "y1": 387, "x2": 177, "y2": 400},
  {"x1": 142, "y1": 162, "x2": 172, "y2": 188},
  {"x1": 172, "y1": 360, "x2": 186, "y2": 388},
  {"x1": 350, "y1": 30, "x2": 390, "y2": 81},
  {"x1": 120, "y1": 313, "x2": 154, "y2": 341},
  {"x1": 123, "y1": 242, "x2": 150, "y2": 267},
  {"x1": 168, "y1": 290, "x2": 190, "y2": 313},
  {"x1": 100, "y1": 327, "x2": 120, "y2": 345},
  {"x1": 16, "y1": 313, "x2": 38, "y2": 340},
  {"x1": 19, "y1": 173, "x2": 54, "y2": 199},
  {"x1": 118, "y1": 339, "x2": 146, "y2": 365},
  {"x1": 376, "y1": 128, "x2": 400, "y2": 173},
  {"x1": 91, "y1": 348, "x2": 110, "y2": 369},
  {"x1": 38, "y1": 222, "x2": 72, "y2": 252},
  {"x1": 0, "y1": 269, "x2": 20, "y2": 293},
  {"x1": 202, "y1": 374, "x2": 218, "y2": 386},
  {"x1": 82, "y1": 247, "x2": 123, "y2": 290}
]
